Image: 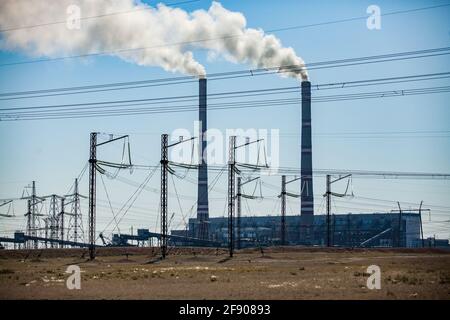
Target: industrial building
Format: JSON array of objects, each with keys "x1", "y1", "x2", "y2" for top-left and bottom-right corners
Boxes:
[{"x1": 172, "y1": 212, "x2": 424, "y2": 248}]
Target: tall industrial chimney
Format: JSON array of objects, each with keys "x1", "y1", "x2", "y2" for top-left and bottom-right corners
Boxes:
[
  {"x1": 197, "y1": 77, "x2": 209, "y2": 240},
  {"x1": 300, "y1": 80, "x2": 314, "y2": 243}
]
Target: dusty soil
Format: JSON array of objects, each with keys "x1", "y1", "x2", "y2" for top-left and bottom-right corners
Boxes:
[{"x1": 0, "y1": 247, "x2": 449, "y2": 300}]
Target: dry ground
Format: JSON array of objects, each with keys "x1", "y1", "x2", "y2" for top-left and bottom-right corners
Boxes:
[{"x1": 0, "y1": 246, "x2": 449, "y2": 299}]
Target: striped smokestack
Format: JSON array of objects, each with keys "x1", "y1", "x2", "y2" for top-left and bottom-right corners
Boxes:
[
  {"x1": 300, "y1": 80, "x2": 314, "y2": 242},
  {"x1": 197, "y1": 77, "x2": 209, "y2": 240}
]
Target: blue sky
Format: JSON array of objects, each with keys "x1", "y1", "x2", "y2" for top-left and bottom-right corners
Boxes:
[{"x1": 0, "y1": 0, "x2": 449, "y2": 241}]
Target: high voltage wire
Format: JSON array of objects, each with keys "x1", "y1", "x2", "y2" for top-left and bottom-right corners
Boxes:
[
  {"x1": 5, "y1": 73, "x2": 450, "y2": 111},
  {"x1": 97, "y1": 165, "x2": 226, "y2": 237},
  {"x1": 350, "y1": 196, "x2": 450, "y2": 211},
  {"x1": 103, "y1": 129, "x2": 450, "y2": 138},
  {"x1": 1, "y1": 47, "x2": 449, "y2": 99},
  {"x1": 5, "y1": 71, "x2": 450, "y2": 109},
  {"x1": 2, "y1": 85, "x2": 449, "y2": 121},
  {"x1": 86, "y1": 168, "x2": 450, "y2": 233},
  {"x1": 5, "y1": 167, "x2": 446, "y2": 226},
  {"x1": 305, "y1": 130, "x2": 450, "y2": 136},
  {"x1": 100, "y1": 166, "x2": 158, "y2": 237},
  {"x1": 328, "y1": 199, "x2": 442, "y2": 213},
  {"x1": 0, "y1": 3, "x2": 448, "y2": 66},
  {"x1": 105, "y1": 163, "x2": 450, "y2": 179}
]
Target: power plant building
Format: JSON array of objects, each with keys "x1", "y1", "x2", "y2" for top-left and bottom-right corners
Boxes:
[{"x1": 177, "y1": 212, "x2": 423, "y2": 248}]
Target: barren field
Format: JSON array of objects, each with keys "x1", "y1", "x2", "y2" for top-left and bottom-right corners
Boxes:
[{"x1": 0, "y1": 247, "x2": 449, "y2": 300}]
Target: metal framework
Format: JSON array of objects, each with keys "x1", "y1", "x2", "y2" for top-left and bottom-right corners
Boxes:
[
  {"x1": 236, "y1": 177, "x2": 242, "y2": 250},
  {"x1": 280, "y1": 175, "x2": 301, "y2": 245},
  {"x1": 31, "y1": 181, "x2": 38, "y2": 249},
  {"x1": 160, "y1": 134, "x2": 196, "y2": 259},
  {"x1": 47, "y1": 194, "x2": 63, "y2": 248},
  {"x1": 390, "y1": 203, "x2": 430, "y2": 248},
  {"x1": 43, "y1": 217, "x2": 49, "y2": 248},
  {"x1": 57, "y1": 197, "x2": 77, "y2": 248},
  {"x1": 160, "y1": 134, "x2": 169, "y2": 259},
  {"x1": 419, "y1": 201, "x2": 425, "y2": 247},
  {"x1": 67, "y1": 178, "x2": 86, "y2": 244},
  {"x1": 0, "y1": 200, "x2": 14, "y2": 218},
  {"x1": 281, "y1": 175, "x2": 286, "y2": 246},
  {"x1": 23, "y1": 181, "x2": 45, "y2": 249},
  {"x1": 227, "y1": 136, "x2": 236, "y2": 257},
  {"x1": 236, "y1": 176, "x2": 260, "y2": 249},
  {"x1": 88, "y1": 132, "x2": 130, "y2": 259},
  {"x1": 326, "y1": 175, "x2": 331, "y2": 247},
  {"x1": 324, "y1": 174, "x2": 352, "y2": 247},
  {"x1": 25, "y1": 200, "x2": 31, "y2": 248},
  {"x1": 88, "y1": 132, "x2": 97, "y2": 259},
  {"x1": 227, "y1": 137, "x2": 263, "y2": 257},
  {"x1": 59, "y1": 198, "x2": 65, "y2": 248}
]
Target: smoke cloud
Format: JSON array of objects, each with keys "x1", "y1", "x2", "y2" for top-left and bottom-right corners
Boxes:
[{"x1": 0, "y1": 1, "x2": 308, "y2": 80}]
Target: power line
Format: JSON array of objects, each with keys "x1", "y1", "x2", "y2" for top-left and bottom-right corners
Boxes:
[
  {"x1": 103, "y1": 129, "x2": 450, "y2": 138},
  {"x1": 1, "y1": 47, "x2": 449, "y2": 99},
  {"x1": 264, "y1": 3, "x2": 450, "y2": 32},
  {"x1": 0, "y1": 3, "x2": 448, "y2": 67},
  {"x1": 98, "y1": 165, "x2": 158, "y2": 237},
  {"x1": 5, "y1": 71, "x2": 449, "y2": 110},
  {"x1": 2, "y1": 85, "x2": 449, "y2": 121},
  {"x1": 105, "y1": 163, "x2": 450, "y2": 180},
  {"x1": 4, "y1": 71, "x2": 450, "y2": 110}
]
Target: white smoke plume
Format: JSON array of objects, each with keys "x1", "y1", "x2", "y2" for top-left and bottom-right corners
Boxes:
[{"x1": 0, "y1": 1, "x2": 308, "y2": 80}]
